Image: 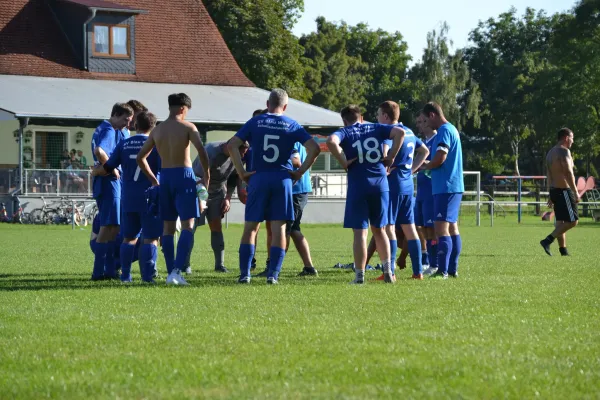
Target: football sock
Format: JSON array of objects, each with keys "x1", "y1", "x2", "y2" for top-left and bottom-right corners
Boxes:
[
  {"x1": 408, "y1": 239, "x2": 423, "y2": 276},
  {"x1": 449, "y1": 235, "x2": 462, "y2": 275},
  {"x1": 427, "y1": 240, "x2": 438, "y2": 269},
  {"x1": 104, "y1": 240, "x2": 117, "y2": 278},
  {"x1": 162, "y1": 235, "x2": 175, "y2": 274},
  {"x1": 268, "y1": 247, "x2": 286, "y2": 279},
  {"x1": 174, "y1": 230, "x2": 194, "y2": 273},
  {"x1": 211, "y1": 231, "x2": 225, "y2": 268},
  {"x1": 355, "y1": 269, "x2": 365, "y2": 282},
  {"x1": 89, "y1": 239, "x2": 96, "y2": 255},
  {"x1": 437, "y1": 236, "x2": 452, "y2": 275},
  {"x1": 389, "y1": 240, "x2": 398, "y2": 275},
  {"x1": 239, "y1": 244, "x2": 255, "y2": 278},
  {"x1": 422, "y1": 251, "x2": 430, "y2": 267},
  {"x1": 92, "y1": 242, "x2": 108, "y2": 279},
  {"x1": 183, "y1": 229, "x2": 194, "y2": 268},
  {"x1": 139, "y1": 244, "x2": 158, "y2": 282},
  {"x1": 119, "y1": 242, "x2": 136, "y2": 280},
  {"x1": 545, "y1": 234, "x2": 555, "y2": 243}
]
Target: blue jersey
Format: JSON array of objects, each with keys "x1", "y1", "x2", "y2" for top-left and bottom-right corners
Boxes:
[
  {"x1": 416, "y1": 133, "x2": 437, "y2": 200},
  {"x1": 235, "y1": 113, "x2": 312, "y2": 173},
  {"x1": 105, "y1": 134, "x2": 161, "y2": 212},
  {"x1": 291, "y1": 142, "x2": 312, "y2": 194},
  {"x1": 91, "y1": 120, "x2": 128, "y2": 199},
  {"x1": 431, "y1": 123, "x2": 464, "y2": 195},
  {"x1": 384, "y1": 125, "x2": 423, "y2": 195},
  {"x1": 333, "y1": 123, "x2": 393, "y2": 194}
]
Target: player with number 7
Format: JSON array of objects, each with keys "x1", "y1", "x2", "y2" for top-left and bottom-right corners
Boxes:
[{"x1": 326, "y1": 105, "x2": 406, "y2": 284}]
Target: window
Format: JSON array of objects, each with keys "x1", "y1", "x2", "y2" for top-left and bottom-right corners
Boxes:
[{"x1": 93, "y1": 24, "x2": 129, "y2": 57}]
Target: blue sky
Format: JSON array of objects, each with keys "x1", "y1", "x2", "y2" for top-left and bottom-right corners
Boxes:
[{"x1": 292, "y1": 0, "x2": 577, "y2": 63}]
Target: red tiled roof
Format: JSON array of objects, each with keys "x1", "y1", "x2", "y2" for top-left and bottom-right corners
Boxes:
[
  {"x1": 0, "y1": 0, "x2": 254, "y2": 87},
  {"x1": 59, "y1": 0, "x2": 143, "y2": 12}
]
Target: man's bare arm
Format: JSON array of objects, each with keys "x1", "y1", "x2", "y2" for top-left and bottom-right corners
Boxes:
[
  {"x1": 189, "y1": 128, "x2": 210, "y2": 188},
  {"x1": 291, "y1": 154, "x2": 302, "y2": 168},
  {"x1": 136, "y1": 133, "x2": 159, "y2": 186},
  {"x1": 384, "y1": 127, "x2": 406, "y2": 166},
  {"x1": 411, "y1": 144, "x2": 430, "y2": 174},
  {"x1": 326, "y1": 135, "x2": 354, "y2": 171},
  {"x1": 94, "y1": 147, "x2": 109, "y2": 165},
  {"x1": 560, "y1": 148, "x2": 579, "y2": 197},
  {"x1": 227, "y1": 136, "x2": 254, "y2": 183},
  {"x1": 289, "y1": 139, "x2": 321, "y2": 182}
]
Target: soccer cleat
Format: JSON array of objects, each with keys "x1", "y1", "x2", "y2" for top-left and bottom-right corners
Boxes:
[
  {"x1": 166, "y1": 270, "x2": 189, "y2": 286},
  {"x1": 184, "y1": 266, "x2": 192, "y2": 275},
  {"x1": 349, "y1": 278, "x2": 365, "y2": 285},
  {"x1": 238, "y1": 276, "x2": 251, "y2": 284},
  {"x1": 559, "y1": 247, "x2": 570, "y2": 256},
  {"x1": 448, "y1": 272, "x2": 459, "y2": 278},
  {"x1": 120, "y1": 275, "x2": 133, "y2": 283},
  {"x1": 423, "y1": 266, "x2": 438, "y2": 276},
  {"x1": 412, "y1": 274, "x2": 424, "y2": 280},
  {"x1": 429, "y1": 271, "x2": 448, "y2": 280},
  {"x1": 214, "y1": 266, "x2": 229, "y2": 273},
  {"x1": 298, "y1": 267, "x2": 318, "y2": 277},
  {"x1": 540, "y1": 239, "x2": 552, "y2": 256},
  {"x1": 383, "y1": 265, "x2": 394, "y2": 284},
  {"x1": 266, "y1": 277, "x2": 278, "y2": 285}
]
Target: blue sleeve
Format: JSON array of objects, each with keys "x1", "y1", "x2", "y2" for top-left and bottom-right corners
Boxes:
[
  {"x1": 291, "y1": 142, "x2": 301, "y2": 157},
  {"x1": 415, "y1": 137, "x2": 424, "y2": 148},
  {"x1": 105, "y1": 142, "x2": 122, "y2": 169},
  {"x1": 332, "y1": 129, "x2": 345, "y2": 143},
  {"x1": 235, "y1": 119, "x2": 253, "y2": 143},
  {"x1": 292, "y1": 123, "x2": 312, "y2": 144},
  {"x1": 383, "y1": 139, "x2": 392, "y2": 148},
  {"x1": 435, "y1": 126, "x2": 452, "y2": 152},
  {"x1": 96, "y1": 125, "x2": 116, "y2": 151}
]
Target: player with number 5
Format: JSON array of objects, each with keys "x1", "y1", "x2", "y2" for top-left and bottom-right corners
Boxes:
[
  {"x1": 228, "y1": 89, "x2": 321, "y2": 284},
  {"x1": 326, "y1": 105, "x2": 407, "y2": 284},
  {"x1": 93, "y1": 111, "x2": 162, "y2": 283}
]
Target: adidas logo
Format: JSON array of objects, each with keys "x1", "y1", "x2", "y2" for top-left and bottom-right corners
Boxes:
[
  {"x1": 427, "y1": 219, "x2": 433, "y2": 224},
  {"x1": 437, "y1": 213, "x2": 443, "y2": 218}
]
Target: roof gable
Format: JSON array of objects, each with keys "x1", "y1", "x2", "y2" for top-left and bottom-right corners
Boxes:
[{"x1": 0, "y1": 0, "x2": 254, "y2": 87}]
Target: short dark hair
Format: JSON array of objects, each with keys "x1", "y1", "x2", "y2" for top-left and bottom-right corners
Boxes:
[
  {"x1": 111, "y1": 103, "x2": 134, "y2": 117},
  {"x1": 252, "y1": 109, "x2": 265, "y2": 117},
  {"x1": 422, "y1": 102, "x2": 444, "y2": 118},
  {"x1": 340, "y1": 105, "x2": 362, "y2": 124},
  {"x1": 379, "y1": 101, "x2": 400, "y2": 122},
  {"x1": 127, "y1": 99, "x2": 148, "y2": 113},
  {"x1": 557, "y1": 128, "x2": 573, "y2": 141},
  {"x1": 168, "y1": 93, "x2": 192, "y2": 109},
  {"x1": 136, "y1": 111, "x2": 157, "y2": 133}
]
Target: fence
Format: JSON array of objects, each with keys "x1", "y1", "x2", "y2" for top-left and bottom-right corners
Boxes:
[{"x1": 23, "y1": 168, "x2": 92, "y2": 196}]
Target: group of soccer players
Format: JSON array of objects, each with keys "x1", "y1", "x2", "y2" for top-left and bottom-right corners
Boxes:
[{"x1": 88, "y1": 88, "x2": 465, "y2": 285}]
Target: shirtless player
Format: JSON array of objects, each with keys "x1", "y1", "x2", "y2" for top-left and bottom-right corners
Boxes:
[
  {"x1": 540, "y1": 128, "x2": 579, "y2": 256},
  {"x1": 137, "y1": 93, "x2": 210, "y2": 285}
]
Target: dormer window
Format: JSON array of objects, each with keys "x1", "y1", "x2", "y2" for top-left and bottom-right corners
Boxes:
[{"x1": 93, "y1": 24, "x2": 129, "y2": 58}]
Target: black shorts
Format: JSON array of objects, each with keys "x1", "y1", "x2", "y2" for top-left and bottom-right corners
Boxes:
[
  {"x1": 286, "y1": 193, "x2": 308, "y2": 233},
  {"x1": 550, "y1": 188, "x2": 578, "y2": 222}
]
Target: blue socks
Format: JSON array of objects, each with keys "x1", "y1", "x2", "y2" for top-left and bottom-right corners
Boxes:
[
  {"x1": 174, "y1": 230, "x2": 194, "y2": 273},
  {"x1": 104, "y1": 240, "x2": 117, "y2": 278},
  {"x1": 92, "y1": 242, "x2": 108, "y2": 279},
  {"x1": 89, "y1": 239, "x2": 96, "y2": 255},
  {"x1": 389, "y1": 239, "x2": 398, "y2": 275},
  {"x1": 239, "y1": 244, "x2": 255, "y2": 279},
  {"x1": 119, "y1": 243, "x2": 136, "y2": 281},
  {"x1": 427, "y1": 240, "x2": 438, "y2": 269},
  {"x1": 162, "y1": 235, "x2": 175, "y2": 274},
  {"x1": 449, "y1": 235, "x2": 462, "y2": 275},
  {"x1": 407, "y1": 239, "x2": 423, "y2": 276},
  {"x1": 437, "y1": 236, "x2": 452, "y2": 275},
  {"x1": 268, "y1": 247, "x2": 286, "y2": 279},
  {"x1": 422, "y1": 250, "x2": 430, "y2": 267},
  {"x1": 132, "y1": 240, "x2": 141, "y2": 263},
  {"x1": 139, "y1": 243, "x2": 158, "y2": 282}
]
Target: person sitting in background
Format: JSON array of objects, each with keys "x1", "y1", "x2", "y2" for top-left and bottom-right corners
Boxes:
[{"x1": 77, "y1": 150, "x2": 88, "y2": 168}]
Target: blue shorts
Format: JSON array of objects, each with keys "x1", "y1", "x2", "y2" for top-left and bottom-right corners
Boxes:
[
  {"x1": 414, "y1": 196, "x2": 434, "y2": 227},
  {"x1": 122, "y1": 211, "x2": 163, "y2": 240},
  {"x1": 388, "y1": 193, "x2": 414, "y2": 226},
  {"x1": 245, "y1": 172, "x2": 294, "y2": 222},
  {"x1": 344, "y1": 191, "x2": 389, "y2": 229},
  {"x1": 96, "y1": 194, "x2": 120, "y2": 226},
  {"x1": 159, "y1": 167, "x2": 199, "y2": 221},
  {"x1": 433, "y1": 193, "x2": 463, "y2": 223}
]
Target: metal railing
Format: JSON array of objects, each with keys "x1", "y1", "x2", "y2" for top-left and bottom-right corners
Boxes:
[{"x1": 23, "y1": 168, "x2": 93, "y2": 196}]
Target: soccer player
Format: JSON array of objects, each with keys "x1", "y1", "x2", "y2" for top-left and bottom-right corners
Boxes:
[
  {"x1": 93, "y1": 112, "x2": 162, "y2": 282},
  {"x1": 379, "y1": 101, "x2": 429, "y2": 280},
  {"x1": 184, "y1": 139, "x2": 250, "y2": 273},
  {"x1": 420, "y1": 102, "x2": 464, "y2": 279},
  {"x1": 540, "y1": 128, "x2": 579, "y2": 256},
  {"x1": 126, "y1": 99, "x2": 148, "y2": 133},
  {"x1": 137, "y1": 93, "x2": 211, "y2": 286},
  {"x1": 326, "y1": 105, "x2": 406, "y2": 284},
  {"x1": 287, "y1": 142, "x2": 318, "y2": 276},
  {"x1": 415, "y1": 111, "x2": 438, "y2": 275},
  {"x1": 228, "y1": 89, "x2": 320, "y2": 284},
  {"x1": 90, "y1": 103, "x2": 133, "y2": 280}
]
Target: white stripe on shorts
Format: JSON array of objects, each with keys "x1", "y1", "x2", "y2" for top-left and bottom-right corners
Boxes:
[{"x1": 563, "y1": 191, "x2": 575, "y2": 222}]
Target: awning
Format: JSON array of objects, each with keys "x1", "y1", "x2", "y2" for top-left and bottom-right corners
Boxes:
[{"x1": 0, "y1": 75, "x2": 343, "y2": 129}]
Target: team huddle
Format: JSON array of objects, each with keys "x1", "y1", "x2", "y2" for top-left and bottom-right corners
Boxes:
[{"x1": 87, "y1": 89, "x2": 470, "y2": 285}]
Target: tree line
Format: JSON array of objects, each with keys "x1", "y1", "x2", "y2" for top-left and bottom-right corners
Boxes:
[{"x1": 203, "y1": 0, "x2": 600, "y2": 177}]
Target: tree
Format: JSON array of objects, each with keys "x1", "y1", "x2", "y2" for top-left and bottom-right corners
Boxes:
[{"x1": 203, "y1": 0, "x2": 309, "y2": 100}]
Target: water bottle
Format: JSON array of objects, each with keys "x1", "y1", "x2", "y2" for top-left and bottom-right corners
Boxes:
[{"x1": 196, "y1": 182, "x2": 208, "y2": 201}]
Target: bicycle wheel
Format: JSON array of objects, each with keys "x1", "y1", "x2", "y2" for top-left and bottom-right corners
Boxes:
[
  {"x1": 29, "y1": 208, "x2": 45, "y2": 225},
  {"x1": 43, "y1": 209, "x2": 58, "y2": 225}
]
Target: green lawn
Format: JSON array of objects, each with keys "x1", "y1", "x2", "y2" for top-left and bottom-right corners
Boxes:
[{"x1": 0, "y1": 220, "x2": 599, "y2": 399}]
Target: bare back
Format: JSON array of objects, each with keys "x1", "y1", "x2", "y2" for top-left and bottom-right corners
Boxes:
[
  {"x1": 152, "y1": 118, "x2": 198, "y2": 168},
  {"x1": 546, "y1": 145, "x2": 573, "y2": 189}
]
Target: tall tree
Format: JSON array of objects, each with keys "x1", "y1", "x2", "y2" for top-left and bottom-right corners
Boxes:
[{"x1": 203, "y1": 0, "x2": 309, "y2": 100}]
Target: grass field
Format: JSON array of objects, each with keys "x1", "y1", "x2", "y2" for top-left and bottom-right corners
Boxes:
[{"x1": 1, "y1": 219, "x2": 599, "y2": 399}]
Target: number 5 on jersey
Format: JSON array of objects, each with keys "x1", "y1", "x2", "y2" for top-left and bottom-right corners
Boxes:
[{"x1": 263, "y1": 134, "x2": 280, "y2": 163}]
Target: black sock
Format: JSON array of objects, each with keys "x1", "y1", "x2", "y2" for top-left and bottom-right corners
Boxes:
[{"x1": 545, "y1": 235, "x2": 555, "y2": 243}]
